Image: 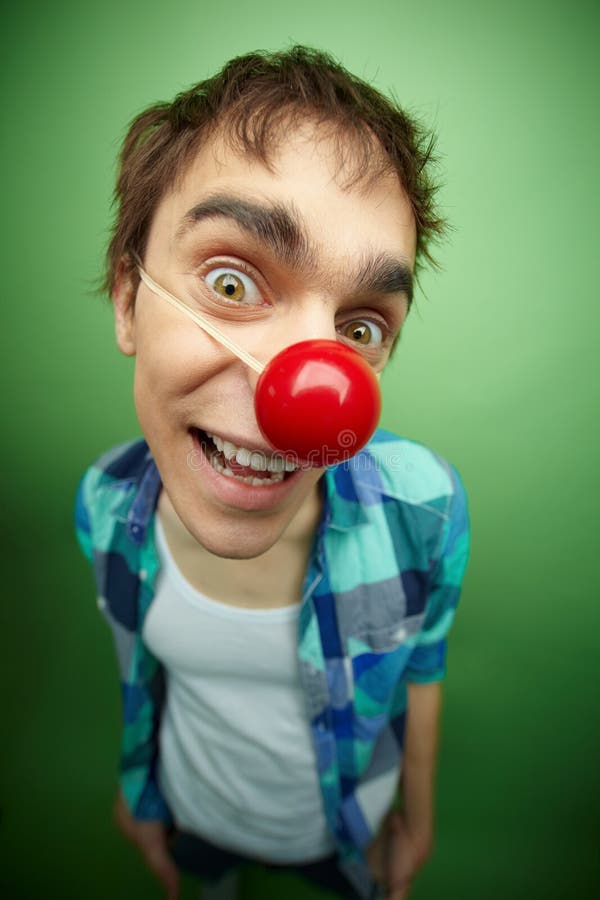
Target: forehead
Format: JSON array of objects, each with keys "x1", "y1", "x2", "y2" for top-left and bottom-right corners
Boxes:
[{"x1": 150, "y1": 125, "x2": 417, "y2": 267}]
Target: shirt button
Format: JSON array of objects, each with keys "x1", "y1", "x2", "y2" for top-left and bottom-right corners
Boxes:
[{"x1": 139, "y1": 569, "x2": 148, "y2": 581}]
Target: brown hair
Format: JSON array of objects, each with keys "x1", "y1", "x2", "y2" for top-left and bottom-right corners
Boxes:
[{"x1": 103, "y1": 45, "x2": 446, "y2": 296}]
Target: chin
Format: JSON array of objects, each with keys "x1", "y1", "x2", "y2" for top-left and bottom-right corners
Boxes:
[{"x1": 185, "y1": 517, "x2": 285, "y2": 561}]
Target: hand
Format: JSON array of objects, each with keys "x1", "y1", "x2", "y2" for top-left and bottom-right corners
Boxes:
[
  {"x1": 366, "y1": 809, "x2": 432, "y2": 900},
  {"x1": 113, "y1": 790, "x2": 180, "y2": 900}
]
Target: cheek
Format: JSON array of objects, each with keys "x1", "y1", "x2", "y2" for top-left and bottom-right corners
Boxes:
[{"x1": 134, "y1": 316, "x2": 218, "y2": 396}]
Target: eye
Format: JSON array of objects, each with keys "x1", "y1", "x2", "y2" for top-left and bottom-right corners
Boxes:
[
  {"x1": 204, "y1": 267, "x2": 262, "y2": 305},
  {"x1": 340, "y1": 319, "x2": 384, "y2": 346}
]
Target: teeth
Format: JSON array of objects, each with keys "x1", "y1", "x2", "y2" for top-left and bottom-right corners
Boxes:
[
  {"x1": 223, "y1": 440, "x2": 237, "y2": 460},
  {"x1": 207, "y1": 448, "x2": 285, "y2": 484},
  {"x1": 205, "y1": 431, "x2": 299, "y2": 474},
  {"x1": 235, "y1": 447, "x2": 252, "y2": 466},
  {"x1": 252, "y1": 475, "x2": 281, "y2": 485},
  {"x1": 250, "y1": 451, "x2": 268, "y2": 471},
  {"x1": 268, "y1": 456, "x2": 286, "y2": 473}
]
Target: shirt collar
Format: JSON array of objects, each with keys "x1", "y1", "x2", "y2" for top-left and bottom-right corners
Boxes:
[
  {"x1": 323, "y1": 453, "x2": 378, "y2": 532},
  {"x1": 123, "y1": 442, "x2": 378, "y2": 545},
  {"x1": 126, "y1": 445, "x2": 162, "y2": 546}
]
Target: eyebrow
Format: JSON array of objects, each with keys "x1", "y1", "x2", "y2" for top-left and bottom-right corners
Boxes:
[
  {"x1": 350, "y1": 251, "x2": 414, "y2": 302},
  {"x1": 175, "y1": 192, "x2": 413, "y2": 303}
]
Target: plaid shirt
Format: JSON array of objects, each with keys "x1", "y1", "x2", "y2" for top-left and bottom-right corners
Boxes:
[{"x1": 75, "y1": 429, "x2": 469, "y2": 899}]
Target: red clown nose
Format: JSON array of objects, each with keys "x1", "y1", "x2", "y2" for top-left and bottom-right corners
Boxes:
[{"x1": 255, "y1": 340, "x2": 381, "y2": 467}]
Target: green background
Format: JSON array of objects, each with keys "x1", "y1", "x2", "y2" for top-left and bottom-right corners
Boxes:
[{"x1": 2, "y1": 0, "x2": 598, "y2": 897}]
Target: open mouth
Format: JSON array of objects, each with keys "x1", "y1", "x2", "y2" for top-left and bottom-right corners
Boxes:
[{"x1": 193, "y1": 428, "x2": 300, "y2": 486}]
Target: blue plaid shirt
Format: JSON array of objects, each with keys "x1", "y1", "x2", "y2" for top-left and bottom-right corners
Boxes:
[{"x1": 75, "y1": 429, "x2": 469, "y2": 899}]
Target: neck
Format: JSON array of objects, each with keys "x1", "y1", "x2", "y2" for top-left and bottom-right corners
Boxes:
[{"x1": 156, "y1": 483, "x2": 323, "y2": 607}]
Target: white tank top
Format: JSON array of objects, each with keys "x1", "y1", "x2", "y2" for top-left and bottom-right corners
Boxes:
[{"x1": 142, "y1": 515, "x2": 335, "y2": 863}]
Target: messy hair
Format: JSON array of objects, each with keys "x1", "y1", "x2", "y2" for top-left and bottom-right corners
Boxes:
[{"x1": 102, "y1": 45, "x2": 446, "y2": 295}]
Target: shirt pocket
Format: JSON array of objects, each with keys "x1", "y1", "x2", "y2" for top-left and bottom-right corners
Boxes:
[
  {"x1": 351, "y1": 606, "x2": 426, "y2": 654},
  {"x1": 353, "y1": 622, "x2": 411, "y2": 653}
]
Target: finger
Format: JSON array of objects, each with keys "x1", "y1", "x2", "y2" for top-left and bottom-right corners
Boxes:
[
  {"x1": 385, "y1": 824, "x2": 412, "y2": 885},
  {"x1": 143, "y1": 842, "x2": 181, "y2": 900},
  {"x1": 385, "y1": 864, "x2": 413, "y2": 898},
  {"x1": 113, "y1": 794, "x2": 137, "y2": 842},
  {"x1": 387, "y1": 879, "x2": 411, "y2": 900},
  {"x1": 366, "y1": 831, "x2": 387, "y2": 884}
]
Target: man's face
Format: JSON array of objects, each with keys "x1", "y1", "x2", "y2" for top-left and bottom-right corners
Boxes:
[{"x1": 113, "y1": 126, "x2": 416, "y2": 559}]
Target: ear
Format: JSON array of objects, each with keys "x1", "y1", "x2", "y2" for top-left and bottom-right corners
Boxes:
[{"x1": 112, "y1": 255, "x2": 138, "y2": 356}]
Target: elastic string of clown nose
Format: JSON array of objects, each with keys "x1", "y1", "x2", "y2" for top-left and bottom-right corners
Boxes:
[{"x1": 137, "y1": 267, "x2": 264, "y2": 375}]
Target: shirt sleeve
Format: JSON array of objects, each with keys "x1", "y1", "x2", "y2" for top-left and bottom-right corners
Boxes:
[
  {"x1": 74, "y1": 471, "x2": 93, "y2": 562},
  {"x1": 118, "y1": 655, "x2": 173, "y2": 823},
  {"x1": 405, "y1": 464, "x2": 470, "y2": 683}
]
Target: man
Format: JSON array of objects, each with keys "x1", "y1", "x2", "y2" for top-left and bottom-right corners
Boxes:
[{"x1": 75, "y1": 46, "x2": 469, "y2": 900}]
